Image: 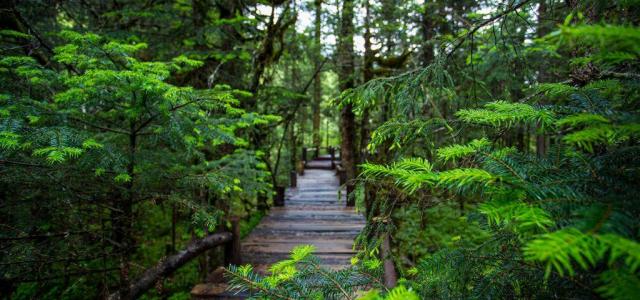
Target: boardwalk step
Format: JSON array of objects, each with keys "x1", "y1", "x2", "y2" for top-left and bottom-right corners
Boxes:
[
  {"x1": 193, "y1": 158, "x2": 364, "y2": 299},
  {"x1": 191, "y1": 283, "x2": 248, "y2": 300}
]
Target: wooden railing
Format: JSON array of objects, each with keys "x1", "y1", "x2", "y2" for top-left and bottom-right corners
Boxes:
[
  {"x1": 289, "y1": 145, "x2": 353, "y2": 207},
  {"x1": 301, "y1": 146, "x2": 340, "y2": 163}
]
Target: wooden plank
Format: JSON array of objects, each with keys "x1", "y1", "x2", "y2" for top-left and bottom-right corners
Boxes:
[
  {"x1": 243, "y1": 243, "x2": 355, "y2": 254},
  {"x1": 195, "y1": 164, "x2": 364, "y2": 298}
]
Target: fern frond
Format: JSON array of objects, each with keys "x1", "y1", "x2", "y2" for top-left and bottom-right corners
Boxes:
[
  {"x1": 563, "y1": 123, "x2": 640, "y2": 152},
  {"x1": 392, "y1": 157, "x2": 433, "y2": 173},
  {"x1": 535, "y1": 83, "x2": 577, "y2": 99},
  {"x1": 596, "y1": 235, "x2": 640, "y2": 272},
  {"x1": 436, "y1": 168, "x2": 498, "y2": 195},
  {"x1": 367, "y1": 118, "x2": 447, "y2": 153},
  {"x1": 360, "y1": 158, "x2": 437, "y2": 194},
  {"x1": 555, "y1": 24, "x2": 640, "y2": 65},
  {"x1": 478, "y1": 199, "x2": 554, "y2": 234},
  {"x1": 556, "y1": 113, "x2": 610, "y2": 128},
  {"x1": 456, "y1": 101, "x2": 555, "y2": 129},
  {"x1": 436, "y1": 138, "x2": 490, "y2": 163},
  {"x1": 596, "y1": 269, "x2": 640, "y2": 300},
  {"x1": 524, "y1": 228, "x2": 599, "y2": 279},
  {"x1": 291, "y1": 245, "x2": 316, "y2": 261},
  {"x1": 524, "y1": 229, "x2": 640, "y2": 282}
]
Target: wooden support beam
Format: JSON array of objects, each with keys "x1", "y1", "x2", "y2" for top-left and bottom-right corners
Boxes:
[
  {"x1": 381, "y1": 232, "x2": 397, "y2": 289},
  {"x1": 329, "y1": 147, "x2": 336, "y2": 169},
  {"x1": 274, "y1": 186, "x2": 285, "y2": 207},
  {"x1": 302, "y1": 147, "x2": 308, "y2": 164},
  {"x1": 290, "y1": 170, "x2": 297, "y2": 188},
  {"x1": 224, "y1": 218, "x2": 242, "y2": 266}
]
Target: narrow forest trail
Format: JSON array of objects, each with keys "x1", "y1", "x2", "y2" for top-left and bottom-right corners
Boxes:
[{"x1": 192, "y1": 155, "x2": 365, "y2": 299}]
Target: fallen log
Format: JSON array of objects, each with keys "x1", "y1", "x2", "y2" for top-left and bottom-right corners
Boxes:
[{"x1": 109, "y1": 232, "x2": 233, "y2": 300}]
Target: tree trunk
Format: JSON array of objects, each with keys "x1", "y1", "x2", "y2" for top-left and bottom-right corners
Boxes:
[
  {"x1": 114, "y1": 123, "x2": 137, "y2": 299},
  {"x1": 421, "y1": 1, "x2": 436, "y2": 66},
  {"x1": 536, "y1": 0, "x2": 551, "y2": 156},
  {"x1": 312, "y1": 0, "x2": 323, "y2": 149},
  {"x1": 338, "y1": 0, "x2": 357, "y2": 201},
  {"x1": 359, "y1": 0, "x2": 374, "y2": 159}
]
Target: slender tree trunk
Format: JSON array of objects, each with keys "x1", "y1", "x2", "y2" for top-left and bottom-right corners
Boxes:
[
  {"x1": 536, "y1": 0, "x2": 551, "y2": 156},
  {"x1": 312, "y1": 0, "x2": 323, "y2": 149},
  {"x1": 359, "y1": 0, "x2": 373, "y2": 162},
  {"x1": 361, "y1": 0, "x2": 375, "y2": 215},
  {"x1": 115, "y1": 122, "x2": 137, "y2": 299},
  {"x1": 380, "y1": 0, "x2": 397, "y2": 54},
  {"x1": 421, "y1": 1, "x2": 436, "y2": 66},
  {"x1": 338, "y1": 0, "x2": 357, "y2": 201}
]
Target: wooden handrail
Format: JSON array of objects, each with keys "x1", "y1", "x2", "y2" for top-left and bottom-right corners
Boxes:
[{"x1": 301, "y1": 145, "x2": 340, "y2": 163}]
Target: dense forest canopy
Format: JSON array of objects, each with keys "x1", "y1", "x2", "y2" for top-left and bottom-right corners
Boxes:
[{"x1": 1, "y1": 0, "x2": 639, "y2": 299}]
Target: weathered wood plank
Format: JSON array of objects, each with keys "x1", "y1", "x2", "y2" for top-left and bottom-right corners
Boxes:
[{"x1": 192, "y1": 161, "x2": 364, "y2": 299}]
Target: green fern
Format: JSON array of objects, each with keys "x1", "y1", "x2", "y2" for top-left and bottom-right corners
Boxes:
[
  {"x1": 597, "y1": 234, "x2": 640, "y2": 272},
  {"x1": 535, "y1": 83, "x2": 577, "y2": 99},
  {"x1": 524, "y1": 228, "x2": 599, "y2": 279},
  {"x1": 563, "y1": 123, "x2": 640, "y2": 152},
  {"x1": 556, "y1": 113, "x2": 610, "y2": 128},
  {"x1": 554, "y1": 24, "x2": 640, "y2": 65},
  {"x1": 367, "y1": 118, "x2": 448, "y2": 153},
  {"x1": 436, "y1": 168, "x2": 498, "y2": 194},
  {"x1": 456, "y1": 101, "x2": 555, "y2": 129},
  {"x1": 436, "y1": 138, "x2": 490, "y2": 163},
  {"x1": 597, "y1": 269, "x2": 640, "y2": 300},
  {"x1": 478, "y1": 199, "x2": 554, "y2": 234},
  {"x1": 360, "y1": 158, "x2": 436, "y2": 194},
  {"x1": 357, "y1": 286, "x2": 420, "y2": 300},
  {"x1": 524, "y1": 229, "x2": 640, "y2": 280}
]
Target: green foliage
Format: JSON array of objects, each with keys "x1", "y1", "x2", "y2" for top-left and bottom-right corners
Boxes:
[
  {"x1": 358, "y1": 286, "x2": 419, "y2": 300},
  {"x1": 553, "y1": 24, "x2": 640, "y2": 66},
  {"x1": 1, "y1": 28, "x2": 276, "y2": 298},
  {"x1": 597, "y1": 269, "x2": 640, "y2": 300},
  {"x1": 2, "y1": 1, "x2": 640, "y2": 299},
  {"x1": 367, "y1": 118, "x2": 448, "y2": 153},
  {"x1": 524, "y1": 230, "x2": 640, "y2": 282},
  {"x1": 436, "y1": 138, "x2": 490, "y2": 163},
  {"x1": 226, "y1": 246, "x2": 385, "y2": 299},
  {"x1": 343, "y1": 6, "x2": 640, "y2": 300},
  {"x1": 479, "y1": 200, "x2": 554, "y2": 234},
  {"x1": 456, "y1": 101, "x2": 555, "y2": 129},
  {"x1": 361, "y1": 158, "x2": 436, "y2": 194},
  {"x1": 535, "y1": 83, "x2": 577, "y2": 99},
  {"x1": 563, "y1": 123, "x2": 640, "y2": 152}
]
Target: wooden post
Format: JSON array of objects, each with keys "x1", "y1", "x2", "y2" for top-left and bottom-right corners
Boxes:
[
  {"x1": 346, "y1": 184, "x2": 355, "y2": 207},
  {"x1": 302, "y1": 147, "x2": 308, "y2": 164},
  {"x1": 298, "y1": 160, "x2": 305, "y2": 176},
  {"x1": 290, "y1": 170, "x2": 297, "y2": 188},
  {"x1": 224, "y1": 217, "x2": 242, "y2": 266},
  {"x1": 329, "y1": 147, "x2": 336, "y2": 169},
  {"x1": 337, "y1": 166, "x2": 346, "y2": 185},
  {"x1": 171, "y1": 203, "x2": 176, "y2": 254},
  {"x1": 314, "y1": 147, "x2": 319, "y2": 159},
  {"x1": 381, "y1": 232, "x2": 397, "y2": 289},
  {"x1": 275, "y1": 186, "x2": 285, "y2": 206}
]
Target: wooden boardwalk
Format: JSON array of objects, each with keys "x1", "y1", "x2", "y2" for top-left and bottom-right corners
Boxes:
[{"x1": 192, "y1": 156, "x2": 365, "y2": 299}]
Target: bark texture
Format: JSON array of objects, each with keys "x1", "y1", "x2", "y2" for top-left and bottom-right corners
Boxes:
[
  {"x1": 312, "y1": 0, "x2": 323, "y2": 149},
  {"x1": 338, "y1": 0, "x2": 357, "y2": 202}
]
